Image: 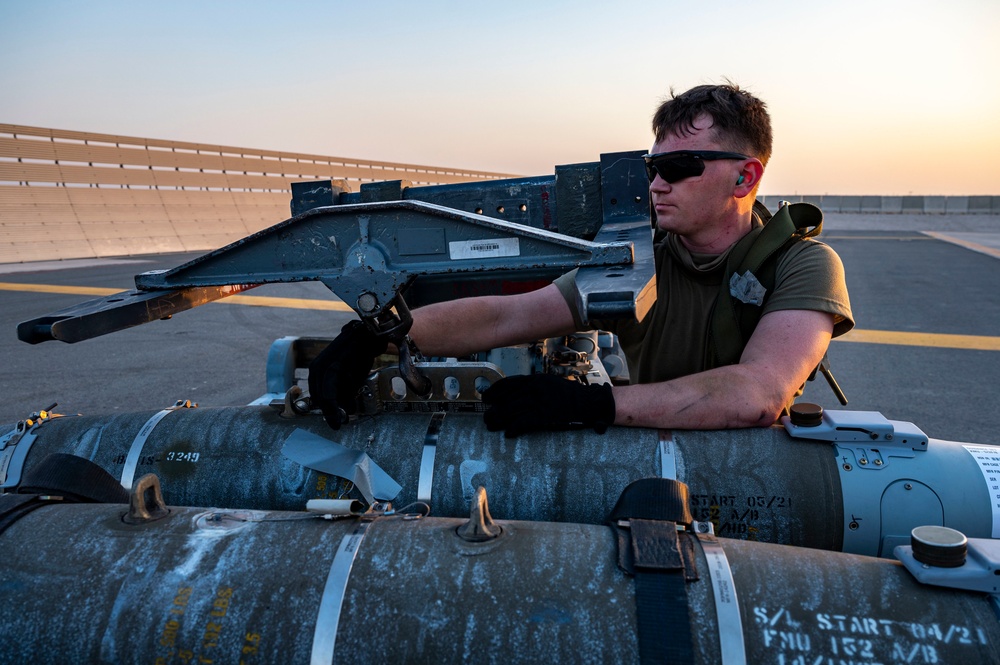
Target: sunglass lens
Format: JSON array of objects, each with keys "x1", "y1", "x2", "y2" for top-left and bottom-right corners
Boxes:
[{"x1": 647, "y1": 155, "x2": 705, "y2": 183}]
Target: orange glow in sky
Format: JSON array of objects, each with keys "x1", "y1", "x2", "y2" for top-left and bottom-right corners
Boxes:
[{"x1": 2, "y1": 0, "x2": 997, "y2": 195}]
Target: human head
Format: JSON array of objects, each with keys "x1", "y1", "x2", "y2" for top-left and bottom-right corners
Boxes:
[{"x1": 651, "y1": 82, "x2": 772, "y2": 167}]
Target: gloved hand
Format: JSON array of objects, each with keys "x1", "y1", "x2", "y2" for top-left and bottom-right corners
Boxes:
[
  {"x1": 308, "y1": 320, "x2": 388, "y2": 429},
  {"x1": 481, "y1": 374, "x2": 616, "y2": 438}
]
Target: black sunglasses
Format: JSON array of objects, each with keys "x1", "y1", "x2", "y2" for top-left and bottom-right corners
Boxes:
[{"x1": 643, "y1": 150, "x2": 749, "y2": 184}]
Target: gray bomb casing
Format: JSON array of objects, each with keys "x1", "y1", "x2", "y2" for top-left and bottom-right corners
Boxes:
[
  {"x1": 0, "y1": 486, "x2": 998, "y2": 665},
  {"x1": 2, "y1": 404, "x2": 997, "y2": 558}
]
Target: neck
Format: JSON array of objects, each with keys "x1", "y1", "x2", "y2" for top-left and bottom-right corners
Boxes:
[{"x1": 679, "y1": 208, "x2": 754, "y2": 255}]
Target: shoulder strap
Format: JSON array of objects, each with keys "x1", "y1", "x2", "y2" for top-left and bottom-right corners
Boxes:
[{"x1": 707, "y1": 202, "x2": 823, "y2": 368}]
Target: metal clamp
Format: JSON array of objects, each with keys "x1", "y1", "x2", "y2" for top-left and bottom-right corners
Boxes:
[
  {"x1": 0, "y1": 405, "x2": 66, "y2": 490},
  {"x1": 696, "y1": 530, "x2": 748, "y2": 665},
  {"x1": 119, "y1": 399, "x2": 197, "y2": 490}
]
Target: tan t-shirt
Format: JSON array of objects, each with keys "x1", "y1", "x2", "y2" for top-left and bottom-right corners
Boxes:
[{"x1": 554, "y1": 229, "x2": 854, "y2": 384}]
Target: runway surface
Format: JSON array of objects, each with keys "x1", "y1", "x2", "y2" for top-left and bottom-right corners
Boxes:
[{"x1": 2, "y1": 212, "x2": 998, "y2": 444}]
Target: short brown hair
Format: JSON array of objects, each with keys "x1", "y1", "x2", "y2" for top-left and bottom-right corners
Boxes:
[{"x1": 652, "y1": 83, "x2": 773, "y2": 166}]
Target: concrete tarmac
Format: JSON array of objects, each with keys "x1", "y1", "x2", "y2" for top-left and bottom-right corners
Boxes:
[{"x1": 1, "y1": 211, "x2": 999, "y2": 444}]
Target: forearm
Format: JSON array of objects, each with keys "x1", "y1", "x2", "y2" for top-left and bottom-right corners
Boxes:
[
  {"x1": 407, "y1": 297, "x2": 508, "y2": 357},
  {"x1": 406, "y1": 285, "x2": 579, "y2": 358},
  {"x1": 611, "y1": 309, "x2": 835, "y2": 430},
  {"x1": 611, "y1": 364, "x2": 790, "y2": 430}
]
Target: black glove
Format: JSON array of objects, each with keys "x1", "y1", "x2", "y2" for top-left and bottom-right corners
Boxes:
[
  {"x1": 308, "y1": 320, "x2": 388, "y2": 429},
  {"x1": 481, "y1": 374, "x2": 616, "y2": 438}
]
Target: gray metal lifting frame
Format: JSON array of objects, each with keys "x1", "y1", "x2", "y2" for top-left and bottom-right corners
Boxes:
[{"x1": 17, "y1": 151, "x2": 656, "y2": 353}]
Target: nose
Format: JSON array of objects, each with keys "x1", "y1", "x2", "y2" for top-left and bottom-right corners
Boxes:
[{"x1": 649, "y1": 173, "x2": 670, "y2": 194}]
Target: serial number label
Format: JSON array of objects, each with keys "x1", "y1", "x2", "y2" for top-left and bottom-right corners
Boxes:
[
  {"x1": 448, "y1": 237, "x2": 520, "y2": 260},
  {"x1": 113, "y1": 450, "x2": 201, "y2": 465}
]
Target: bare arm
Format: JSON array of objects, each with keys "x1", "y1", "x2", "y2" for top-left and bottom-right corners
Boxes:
[
  {"x1": 407, "y1": 284, "x2": 578, "y2": 357},
  {"x1": 612, "y1": 309, "x2": 834, "y2": 429}
]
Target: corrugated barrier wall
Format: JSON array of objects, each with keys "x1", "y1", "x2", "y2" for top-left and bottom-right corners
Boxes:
[
  {"x1": 1, "y1": 123, "x2": 997, "y2": 264},
  {"x1": 0, "y1": 124, "x2": 518, "y2": 264},
  {"x1": 758, "y1": 195, "x2": 1000, "y2": 215}
]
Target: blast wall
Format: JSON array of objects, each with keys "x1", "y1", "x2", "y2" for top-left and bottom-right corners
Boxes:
[{"x1": 0, "y1": 124, "x2": 517, "y2": 264}]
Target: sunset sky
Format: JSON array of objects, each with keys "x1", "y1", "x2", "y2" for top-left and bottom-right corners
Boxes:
[{"x1": 1, "y1": 0, "x2": 997, "y2": 195}]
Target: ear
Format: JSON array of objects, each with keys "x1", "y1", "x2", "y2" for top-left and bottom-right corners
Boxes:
[{"x1": 734, "y1": 158, "x2": 764, "y2": 196}]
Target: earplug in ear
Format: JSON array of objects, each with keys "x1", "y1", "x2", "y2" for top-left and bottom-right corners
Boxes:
[{"x1": 736, "y1": 175, "x2": 746, "y2": 185}]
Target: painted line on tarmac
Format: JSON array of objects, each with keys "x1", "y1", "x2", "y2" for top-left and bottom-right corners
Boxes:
[
  {"x1": 3, "y1": 281, "x2": 999, "y2": 350},
  {"x1": 0, "y1": 282, "x2": 353, "y2": 312},
  {"x1": 922, "y1": 232, "x2": 1000, "y2": 260},
  {"x1": 835, "y1": 329, "x2": 1000, "y2": 352}
]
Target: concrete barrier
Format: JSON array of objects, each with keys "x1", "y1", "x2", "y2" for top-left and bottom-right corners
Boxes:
[
  {"x1": 762, "y1": 195, "x2": 999, "y2": 214},
  {"x1": 840, "y1": 196, "x2": 862, "y2": 213},
  {"x1": 946, "y1": 196, "x2": 969, "y2": 214},
  {"x1": 0, "y1": 124, "x2": 519, "y2": 264},
  {"x1": 881, "y1": 196, "x2": 903, "y2": 214}
]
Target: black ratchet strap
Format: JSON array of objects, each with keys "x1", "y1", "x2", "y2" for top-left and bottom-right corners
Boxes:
[
  {"x1": 609, "y1": 478, "x2": 698, "y2": 664},
  {"x1": 0, "y1": 494, "x2": 62, "y2": 538},
  {"x1": 18, "y1": 453, "x2": 129, "y2": 503},
  {"x1": 1, "y1": 454, "x2": 130, "y2": 538}
]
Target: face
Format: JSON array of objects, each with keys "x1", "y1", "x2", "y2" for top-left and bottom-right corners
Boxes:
[{"x1": 648, "y1": 114, "x2": 747, "y2": 242}]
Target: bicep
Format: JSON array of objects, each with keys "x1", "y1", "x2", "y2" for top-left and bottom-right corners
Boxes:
[{"x1": 739, "y1": 309, "x2": 834, "y2": 396}]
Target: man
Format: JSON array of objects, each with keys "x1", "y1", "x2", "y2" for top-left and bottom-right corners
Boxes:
[{"x1": 310, "y1": 83, "x2": 853, "y2": 436}]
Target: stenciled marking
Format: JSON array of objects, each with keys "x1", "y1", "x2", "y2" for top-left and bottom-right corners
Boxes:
[
  {"x1": 417, "y1": 412, "x2": 446, "y2": 503},
  {"x1": 699, "y1": 535, "x2": 747, "y2": 665},
  {"x1": 659, "y1": 430, "x2": 676, "y2": 479},
  {"x1": 311, "y1": 522, "x2": 371, "y2": 665},
  {"x1": 153, "y1": 584, "x2": 242, "y2": 665},
  {"x1": 688, "y1": 493, "x2": 794, "y2": 537},
  {"x1": 963, "y1": 445, "x2": 1000, "y2": 537},
  {"x1": 752, "y1": 605, "x2": 989, "y2": 663}
]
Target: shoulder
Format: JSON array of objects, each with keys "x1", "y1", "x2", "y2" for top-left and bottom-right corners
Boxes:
[
  {"x1": 768, "y1": 237, "x2": 855, "y2": 336},
  {"x1": 774, "y1": 237, "x2": 846, "y2": 284}
]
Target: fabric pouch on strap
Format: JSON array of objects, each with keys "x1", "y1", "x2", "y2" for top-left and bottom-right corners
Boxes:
[{"x1": 610, "y1": 478, "x2": 702, "y2": 664}]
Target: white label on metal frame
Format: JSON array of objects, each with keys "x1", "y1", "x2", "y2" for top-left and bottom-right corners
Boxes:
[
  {"x1": 963, "y1": 445, "x2": 1000, "y2": 537},
  {"x1": 311, "y1": 521, "x2": 370, "y2": 665},
  {"x1": 448, "y1": 238, "x2": 520, "y2": 260}
]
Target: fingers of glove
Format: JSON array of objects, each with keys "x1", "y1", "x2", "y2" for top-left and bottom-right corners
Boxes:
[
  {"x1": 484, "y1": 388, "x2": 576, "y2": 436},
  {"x1": 480, "y1": 375, "x2": 540, "y2": 405},
  {"x1": 485, "y1": 403, "x2": 555, "y2": 438},
  {"x1": 342, "y1": 319, "x2": 389, "y2": 357},
  {"x1": 483, "y1": 399, "x2": 520, "y2": 431},
  {"x1": 319, "y1": 404, "x2": 344, "y2": 430},
  {"x1": 309, "y1": 320, "x2": 388, "y2": 420},
  {"x1": 502, "y1": 412, "x2": 559, "y2": 438},
  {"x1": 309, "y1": 362, "x2": 344, "y2": 426}
]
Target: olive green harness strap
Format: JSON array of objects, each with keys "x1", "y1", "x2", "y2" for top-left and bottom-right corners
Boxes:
[{"x1": 708, "y1": 202, "x2": 823, "y2": 368}]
